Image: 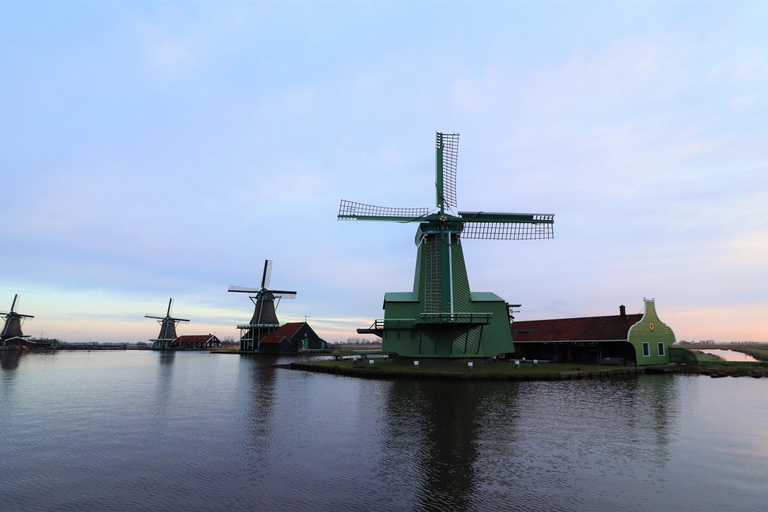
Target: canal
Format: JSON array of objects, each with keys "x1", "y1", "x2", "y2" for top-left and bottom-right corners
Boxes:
[
  {"x1": 697, "y1": 349, "x2": 760, "y2": 362},
  {"x1": 1, "y1": 351, "x2": 766, "y2": 511}
]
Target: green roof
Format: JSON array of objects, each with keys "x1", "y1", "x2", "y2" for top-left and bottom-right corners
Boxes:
[
  {"x1": 470, "y1": 291, "x2": 505, "y2": 302},
  {"x1": 384, "y1": 292, "x2": 419, "y2": 302}
]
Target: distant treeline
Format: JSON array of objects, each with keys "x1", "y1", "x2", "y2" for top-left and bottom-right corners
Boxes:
[
  {"x1": 340, "y1": 337, "x2": 379, "y2": 345},
  {"x1": 677, "y1": 340, "x2": 763, "y2": 345},
  {"x1": 57, "y1": 342, "x2": 127, "y2": 350}
]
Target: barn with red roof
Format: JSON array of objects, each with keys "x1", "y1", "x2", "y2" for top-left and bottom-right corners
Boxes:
[
  {"x1": 257, "y1": 322, "x2": 327, "y2": 353},
  {"x1": 169, "y1": 334, "x2": 222, "y2": 350},
  {"x1": 512, "y1": 299, "x2": 675, "y2": 366}
]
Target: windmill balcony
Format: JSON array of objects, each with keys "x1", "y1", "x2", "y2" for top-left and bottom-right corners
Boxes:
[
  {"x1": 363, "y1": 313, "x2": 493, "y2": 332},
  {"x1": 418, "y1": 312, "x2": 493, "y2": 325},
  {"x1": 237, "y1": 323, "x2": 281, "y2": 330},
  {"x1": 373, "y1": 319, "x2": 417, "y2": 330}
]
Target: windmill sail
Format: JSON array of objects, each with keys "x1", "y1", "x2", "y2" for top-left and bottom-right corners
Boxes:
[
  {"x1": 228, "y1": 285, "x2": 262, "y2": 293},
  {"x1": 262, "y1": 260, "x2": 273, "y2": 289},
  {"x1": 270, "y1": 291, "x2": 297, "y2": 299},
  {"x1": 436, "y1": 132, "x2": 459, "y2": 211},
  {"x1": 459, "y1": 212, "x2": 555, "y2": 240},
  {"x1": 338, "y1": 200, "x2": 430, "y2": 222}
]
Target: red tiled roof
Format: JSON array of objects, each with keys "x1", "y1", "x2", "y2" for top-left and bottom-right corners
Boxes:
[
  {"x1": 259, "y1": 335, "x2": 286, "y2": 345},
  {"x1": 512, "y1": 314, "x2": 642, "y2": 342},
  {"x1": 174, "y1": 335, "x2": 217, "y2": 344},
  {"x1": 264, "y1": 322, "x2": 304, "y2": 339}
]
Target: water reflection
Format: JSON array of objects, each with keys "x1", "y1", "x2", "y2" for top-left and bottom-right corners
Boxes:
[
  {"x1": 158, "y1": 351, "x2": 176, "y2": 365},
  {"x1": 0, "y1": 350, "x2": 23, "y2": 370},
  {"x1": 153, "y1": 351, "x2": 176, "y2": 413},
  {"x1": 646, "y1": 374, "x2": 676, "y2": 465},
  {"x1": 376, "y1": 375, "x2": 682, "y2": 511},
  {"x1": 699, "y1": 349, "x2": 759, "y2": 362},
  {"x1": 485, "y1": 376, "x2": 680, "y2": 510},
  {"x1": 0, "y1": 351, "x2": 23, "y2": 413},
  {"x1": 242, "y1": 355, "x2": 280, "y2": 467},
  {"x1": 380, "y1": 381, "x2": 519, "y2": 511}
]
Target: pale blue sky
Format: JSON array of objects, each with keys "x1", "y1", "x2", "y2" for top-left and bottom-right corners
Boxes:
[{"x1": 2, "y1": 2, "x2": 766, "y2": 343}]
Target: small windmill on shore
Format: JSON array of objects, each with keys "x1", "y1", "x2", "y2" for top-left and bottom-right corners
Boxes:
[
  {"x1": 229, "y1": 259, "x2": 297, "y2": 351},
  {"x1": 339, "y1": 132, "x2": 555, "y2": 359},
  {"x1": 145, "y1": 298, "x2": 189, "y2": 350},
  {"x1": 1, "y1": 294, "x2": 34, "y2": 345}
]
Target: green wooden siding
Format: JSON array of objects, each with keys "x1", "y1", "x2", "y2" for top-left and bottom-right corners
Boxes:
[
  {"x1": 382, "y1": 233, "x2": 513, "y2": 358},
  {"x1": 628, "y1": 300, "x2": 675, "y2": 366}
]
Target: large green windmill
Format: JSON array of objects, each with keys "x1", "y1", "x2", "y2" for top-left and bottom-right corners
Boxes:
[{"x1": 339, "y1": 132, "x2": 554, "y2": 359}]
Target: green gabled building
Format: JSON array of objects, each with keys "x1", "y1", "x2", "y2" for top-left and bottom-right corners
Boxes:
[
  {"x1": 512, "y1": 299, "x2": 676, "y2": 366},
  {"x1": 627, "y1": 299, "x2": 676, "y2": 365},
  {"x1": 340, "y1": 132, "x2": 554, "y2": 359},
  {"x1": 376, "y1": 290, "x2": 513, "y2": 358}
]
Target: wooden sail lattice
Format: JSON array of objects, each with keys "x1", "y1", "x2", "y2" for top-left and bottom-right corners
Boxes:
[
  {"x1": 461, "y1": 217, "x2": 554, "y2": 240},
  {"x1": 438, "y1": 132, "x2": 460, "y2": 210},
  {"x1": 338, "y1": 200, "x2": 430, "y2": 220}
]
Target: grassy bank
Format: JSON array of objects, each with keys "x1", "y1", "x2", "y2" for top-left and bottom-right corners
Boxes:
[
  {"x1": 729, "y1": 348, "x2": 768, "y2": 362},
  {"x1": 310, "y1": 358, "x2": 604, "y2": 373},
  {"x1": 288, "y1": 357, "x2": 768, "y2": 380},
  {"x1": 672, "y1": 361, "x2": 768, "y2": 378},
  {"x1": 693, "y1": 350, "x2": 724, "y2": 362},
  {"x1": 290, "y1": 359, "x2": 646, "y2": 381}
]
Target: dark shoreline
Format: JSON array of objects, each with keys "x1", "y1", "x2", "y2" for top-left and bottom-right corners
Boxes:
[{"x1": 285, "y1": 361, "x2": 768, "y2": 381}]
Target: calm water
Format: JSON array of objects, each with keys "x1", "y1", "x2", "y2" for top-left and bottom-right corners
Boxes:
[
  {"x1": 698, "y1": 349, "x2": 760, "y2": 362},
  {"x1": 1, "y1": 351, "x2": 767, "y2": 512}
]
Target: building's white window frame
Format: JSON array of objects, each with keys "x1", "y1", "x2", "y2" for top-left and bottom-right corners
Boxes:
[
  {"x1": 642, "y1": 342, "x2": 650, "y2": 357},
  {"x1": 658, "y1": 342, "x2": 665, "y2": 357}
]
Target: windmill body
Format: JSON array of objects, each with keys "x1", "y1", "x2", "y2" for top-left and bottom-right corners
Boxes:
[
  {"x1": 145, "y1": 298, "x2": 190, "y2": 350},
  {"x1": 229, "y1": 260, "x2": 297, "y2": 351},
  {"x1": 1, "y1": 294, "x2": 34, "y2": 346},
  {"x1": 339, "y1": 132, "x2": 554, "y2": 359}
]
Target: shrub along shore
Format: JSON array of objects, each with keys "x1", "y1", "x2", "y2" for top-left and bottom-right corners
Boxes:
[{"x1": 285, "y1": 358, "x2": 768, "y2": 381}]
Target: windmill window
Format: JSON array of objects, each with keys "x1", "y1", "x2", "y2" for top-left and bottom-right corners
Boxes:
[
  {"x1": 642, "y1": 342, "x2": 650, "y2": 357},
  {"x1": 658, "y1": 342, "x2": 665, "y2": 357}
]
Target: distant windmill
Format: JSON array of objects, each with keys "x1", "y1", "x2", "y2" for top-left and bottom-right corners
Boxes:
[
  {"x1": 229, "y1": 259, "x2": 297, "y2": 351},
  {"x1": 145, "y1": 298, "x2": 189, "y2": 350},
  {"x1": 339, "y1": 132, "x2": 555, "y2": 359},
  {"x1": 1, "y1": 294, "x2": 34, "y2": 345}
]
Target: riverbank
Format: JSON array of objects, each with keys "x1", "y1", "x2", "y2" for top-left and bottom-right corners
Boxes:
[
  {"x1": 670, "y1": 361, "x2": 768, "y2": 378},
  {"x1": 692, "y1": 350, "x2": 724, "y2": 362},
  {"x1": 287, "y1": 359, "x2": 768, "y2": 380},
  {"x1": 288, "y1": 359, "x2": 647, "y2": 380},
  {"x1": 212, "y1": 348, "x2": 334, "y2": 355},
  {"x1": 729, "y1": 347, "x2": 768, "y2": 362}
]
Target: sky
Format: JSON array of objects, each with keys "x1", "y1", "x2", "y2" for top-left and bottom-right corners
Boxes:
[{"x1": 2, "y1": 2, "x2": 766, "y2": 343}]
